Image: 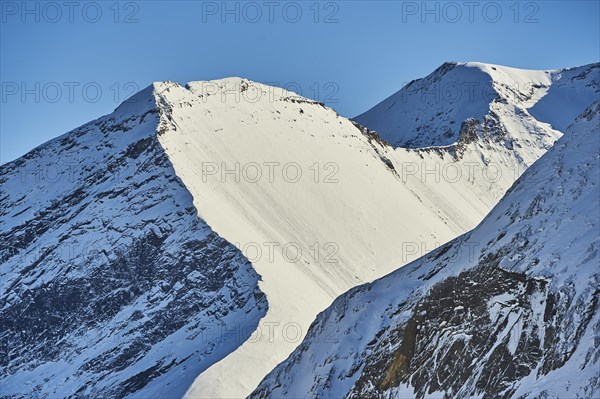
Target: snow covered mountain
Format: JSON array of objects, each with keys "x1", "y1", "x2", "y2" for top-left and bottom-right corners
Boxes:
[
  {"x1": 0, "y1": 62, "x2": 596, "y2": 399},
  {"x1": 0, "y1": 89, "x2": 268, "y2": 398},
  {"x1": 354, "y1": 62, "x2": 598, "y2": 148},
  {"x1": 252, "y1": 102, "x2": 600, "y2": 398},
  {"x1": 156, "y1": 71, "x2": 564, "y2": 398}
]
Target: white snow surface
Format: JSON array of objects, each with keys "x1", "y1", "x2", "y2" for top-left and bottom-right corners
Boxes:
[
  {"x1": 253, "y1": 102, "x2": 600, "y2": 398},
  {"x1": 147, "y1": 63, "x2": 582, "y2": 398}
]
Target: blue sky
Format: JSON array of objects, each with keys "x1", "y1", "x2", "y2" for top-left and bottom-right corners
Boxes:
[{"x1": 1, "y1": 0, "x2": 598, "y2": 163}]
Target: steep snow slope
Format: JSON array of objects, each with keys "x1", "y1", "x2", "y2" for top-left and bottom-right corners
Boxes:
[
  {"x1": 0, "y1": 87, "x2": 267, "y2": 398},
  {"x1": 529, "y1": 63, "x2": 600, "y2": 131},
  {"x1": 152, "y1": 69, "x2": 565, "y2": 398},
  {"x1": 252, "y1": 102, "x2": 600, "y2": 399},
  {"x1": 355, "y1": 62, "x2": 598, "y2": 148},
  {"x1": 1, "y1": 62, "x2": 592, "y2": 399}
]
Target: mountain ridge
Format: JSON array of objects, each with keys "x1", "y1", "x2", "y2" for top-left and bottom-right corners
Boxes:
[
  {"x1": 0, "y1": 62, "x2": 597, "y2": 399},
  {"x1": 354, "y1": 61, "x2": 599, "y2": 149},
  {"x1": 0, "y1": 87, "x2": 267, "y2": 398},
  {"x1": 252, "y1": 100, "x2": 600, "y2": 399}
]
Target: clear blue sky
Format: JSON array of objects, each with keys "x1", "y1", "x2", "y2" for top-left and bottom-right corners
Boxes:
[{"x1": 1, "y1": 0, "x2": 598, "y2": 163}]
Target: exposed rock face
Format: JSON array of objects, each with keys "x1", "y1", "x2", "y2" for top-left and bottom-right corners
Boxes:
[
  {"x1": 0, "y1": 86, "x2": 267, "y2": 398},
  {"x1": 351, "y1": 263, "x2": 562, "y2": 399},
  {"x1": 251, "y1": 104, "x2": 600, "y2": 399}
]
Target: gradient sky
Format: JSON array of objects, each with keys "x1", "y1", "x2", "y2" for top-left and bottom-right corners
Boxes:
[{"x1": 1, "y1": 0, "x2": 599, "y2": 163}]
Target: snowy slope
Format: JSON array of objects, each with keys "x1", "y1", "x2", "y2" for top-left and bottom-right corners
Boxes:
[
  {"x1": 252, "y1": 102, "x2": 600, "y2": 399},
  {"x1": 529, "y1": 63, "x2": 600, "y2": 131},
  {"x1": 0, "y1": 86, "x2": 267, "y2": 398},
  {"x1": 153, "y1": 69, "x2": 566, "y2": 398},
  {"x1": 0, "y1": 62, "x2": 594, "y2": 399},
  {"x1": 355, "y1": 62, "x2": 598, "y2": 148}
]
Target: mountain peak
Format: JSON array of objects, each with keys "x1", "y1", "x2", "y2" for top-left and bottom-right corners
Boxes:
[
  {"x1": 112, "y1": 83, "x2": 158, "y2": 117},
  {"x1": 354, "y1": 62, "x2": 597, "y2": 149}
]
